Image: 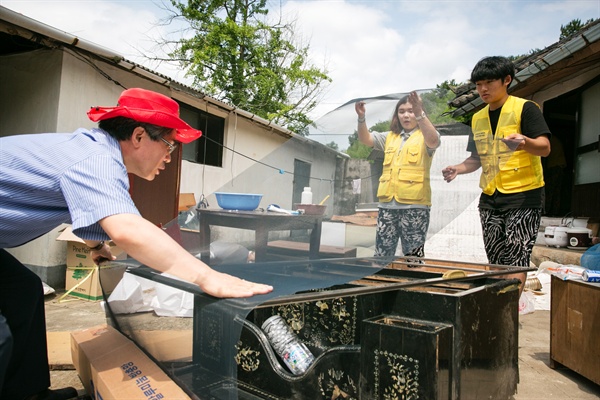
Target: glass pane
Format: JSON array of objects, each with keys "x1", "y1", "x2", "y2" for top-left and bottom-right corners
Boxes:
[{"x1": 574, "y1": 151, "x2": 600, "y2": 185}]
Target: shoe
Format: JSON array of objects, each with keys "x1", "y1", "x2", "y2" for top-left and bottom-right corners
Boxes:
[{"x1": 23, "y1": 387, "x2": 79, "y2": 400}]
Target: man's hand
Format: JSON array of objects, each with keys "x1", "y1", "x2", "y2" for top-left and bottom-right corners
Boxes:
[
  {"x1": 91, "y1": 244, "x2": 116, "y2": 265},
  {"x1": 196, "y1": 268, "x2": 273, "y2": 298},
  {"x1": 442, "y1": 166, "x2": 458, "y2": 183}
]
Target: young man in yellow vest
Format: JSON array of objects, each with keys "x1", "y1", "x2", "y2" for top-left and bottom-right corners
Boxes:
[
  {"x1": 356, "y1": 91, "x2": 441, "y2": 259},
  {"x1": 442, "y1": 56, "x2": 551, "y2": 294}
]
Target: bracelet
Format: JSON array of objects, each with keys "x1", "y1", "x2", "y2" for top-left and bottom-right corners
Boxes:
[
  {"x1": 357, "y1": 116, "x2": 366, "y2": 123},
  {"x1": 89, "y1": 241, "x2": 105, "y2": 251}
]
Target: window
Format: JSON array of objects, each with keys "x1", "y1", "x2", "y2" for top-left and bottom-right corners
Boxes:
[
  {"x1": 179, "y1": 103, "x2": 225, "y2": 167},
  {"x1": 574, "y1": 81, "x2": 600, "y2": 185}
]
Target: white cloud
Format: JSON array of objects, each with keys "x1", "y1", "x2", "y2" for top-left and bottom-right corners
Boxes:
[
  {"x1": 1, "y1": 0, "x2": 189, "y2": 80},
  {"x1": 2, "y1": 0, "x2": 598, "y2": 145}
]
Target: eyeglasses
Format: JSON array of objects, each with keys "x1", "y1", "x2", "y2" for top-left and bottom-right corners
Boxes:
[{"x1": 160, "y1": 137, "x2": 178, "y2": 154}]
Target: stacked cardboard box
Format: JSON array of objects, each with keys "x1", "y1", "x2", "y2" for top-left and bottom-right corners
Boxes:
[
  {"x1": 71, "y1": 325, "x2": 191, "y2": 399},
  {"x1": 56, "y1": 227, "x2": 127, "y2": 301}
]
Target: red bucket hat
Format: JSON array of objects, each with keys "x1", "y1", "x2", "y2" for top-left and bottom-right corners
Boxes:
[{"x1": 87, "y1": 88, "x2": 202, "y2": 143}]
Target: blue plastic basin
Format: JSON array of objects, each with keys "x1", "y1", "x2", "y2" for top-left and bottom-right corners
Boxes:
[{"x1": 214, "y1": 192, "x2": 263, "y2": 211}]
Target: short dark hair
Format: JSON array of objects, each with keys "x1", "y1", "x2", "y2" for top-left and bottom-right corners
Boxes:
[
  {"x1": 470, "y1": 56, "x2": 515, "y2": 83},
  {"x1": 389, "y1": 95, "x2": 410, "y2": 133},
  {"x1": 98, "y1": 117, "x2": 174, "y2": 141}
]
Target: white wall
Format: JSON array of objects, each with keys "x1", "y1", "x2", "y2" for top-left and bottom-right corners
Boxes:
[{"x1": 180, "y1": 117, "x2": 338, "y2": 214}]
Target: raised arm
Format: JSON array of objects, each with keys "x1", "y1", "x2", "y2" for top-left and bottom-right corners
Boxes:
[
  {"x1": 355, "y1": 101, "x2": 374, "y2": 148},
  {"x1": 409, "y1": 91, "x2": 440, "y2": 149}
]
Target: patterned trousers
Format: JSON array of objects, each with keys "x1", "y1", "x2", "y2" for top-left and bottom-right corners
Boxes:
[
  {"x1": 479, "y1": 208, "x2": 541, "y2": 267},
  {"x1": 375, "y1": 208, "x2": 430, "y2": 258}
]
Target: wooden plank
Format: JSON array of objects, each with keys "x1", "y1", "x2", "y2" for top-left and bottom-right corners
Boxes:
[{"x1": 267, "y1": 240, "x2": 356, "y2": 258}]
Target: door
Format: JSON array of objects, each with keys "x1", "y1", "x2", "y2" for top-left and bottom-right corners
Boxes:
[
  {"x1": 129, "y1": 148, "x2": 181, "y2": 226},
  {"x1": 293, "y1": 159, "x2": 311, "y2": 205}
]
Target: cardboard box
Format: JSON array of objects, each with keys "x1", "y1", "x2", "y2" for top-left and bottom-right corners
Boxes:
[
  {"x1": 178, "y1": 193, "x2": 196, "y2": 212},
  {"x1": 64, "y1": 263, "x2": 127, "y2": 301},
  {"x1": 71, "y1": 325, "x2": 191, "y2": 399},
  {"x1": 57, "y1": 227, "x2": 127, "y2": 301}
]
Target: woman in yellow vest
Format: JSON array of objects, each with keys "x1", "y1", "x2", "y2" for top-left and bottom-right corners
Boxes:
[
  {"x1": 442, "y1": 56, "x2": 551, "y2": 294},
  {"x1": 355, "y1": 91, "x2": 440, "y2": 258}
]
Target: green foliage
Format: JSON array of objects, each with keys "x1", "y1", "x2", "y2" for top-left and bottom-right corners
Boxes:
[
  {"x1": 325, "y1": 141, "x2": 339, "y2": 151},
  {"x1": 421, "y1": 86, "x2": 459, "y2": 125},
  {"x1": 560, "y1": 18, "x2": 596, "y2": 40},
  {"x1": 434, "y1": 80, "x2": 470, "y2": 123},
  {"x1": 345, "y1": 119, "x2": 390, "y2": 159},
  {"x1": 508, "y1": 48, "x2": 542, "y2": 64},
  {"x1": 167, "y1": 0, "x2": 331, "y2": 135},
  {"x1": 371, "y1": 120, "x2": 391, "y2": 132},
  {"x1": 346, "y1": 130, "x2": 373, "y2": 159}
]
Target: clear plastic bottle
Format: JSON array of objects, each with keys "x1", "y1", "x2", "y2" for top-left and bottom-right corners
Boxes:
[
  {"x1": 261, "y1": 315, "x2": 315, "y2": 375},
  {"x1": 300, "y1": 187, "x2": 313, "y2": 204}
]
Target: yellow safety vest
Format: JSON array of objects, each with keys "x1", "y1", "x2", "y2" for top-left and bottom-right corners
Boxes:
[
  {"x1": 377, "y1": 130, "x2": 433, "y2": 205},
  {"x1": 472, "y1": 96, "x2": 545, "y2": 195}
]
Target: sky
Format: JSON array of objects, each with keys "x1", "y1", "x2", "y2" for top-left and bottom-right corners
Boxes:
[{"x1": 1, "y1": 0, "x2": 599, "y2": 148}]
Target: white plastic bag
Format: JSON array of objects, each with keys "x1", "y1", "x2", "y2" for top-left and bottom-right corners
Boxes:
[
  {"x1": 538, "y1": 261, "x2": 584, "y2": 281},
  {"x1": 150, "y1": 273, "x2": 194, "y2": 317},
  {"x1": 105, "y1": 271, "x2": 193, "y2": 317},
  {"x1": 104, "y1": 272, "x2": 155, "y2": 314},
  {"x1": 518, "y1": 291, "x2": 536, "y2": 315}
]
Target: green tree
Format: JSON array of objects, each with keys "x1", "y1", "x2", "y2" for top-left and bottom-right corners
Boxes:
[
  {"x1": 421, "y1": 85, "x2": 459, "y2": 125},
  {"x1": 165, "y1": 0, "x2": 331, "y2": 134},
  {"x1": 560, "y1": 18, "x2": 596, "y2": 40},
  {"x1": 429, "y1": 81, "x2": 471, "y2": 124},
  {"x1": 325, "y1": 141, "x2": 339, "y2": 151},
  {"x1": 346, "y1": 120, "x2": 390, "y2": 159},
  {"x1": 346, "y1": 129, "x2": 372, "y2": 159}
]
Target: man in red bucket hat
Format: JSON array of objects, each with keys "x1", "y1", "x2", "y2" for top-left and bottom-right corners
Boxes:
[{"x1": 0, "y1": 88, "x2": 273, "y2": 400}]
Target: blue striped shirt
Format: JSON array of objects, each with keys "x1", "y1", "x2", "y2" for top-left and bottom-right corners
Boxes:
[{"x1": 0, "y1": 128, "x2": 140, "y2": 248}]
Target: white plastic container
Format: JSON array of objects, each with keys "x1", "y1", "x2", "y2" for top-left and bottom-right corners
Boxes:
[
  {"x1": 544, "y1": 226, "x2": 569, "y2": 248},
  {"x1": 300, "y1": 187, "x2": 313, "y2": 204}
]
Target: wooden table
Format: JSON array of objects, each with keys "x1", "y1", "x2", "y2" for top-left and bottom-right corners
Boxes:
[
  {"x1": 549, "y1": 275, "x2": 600, "y2": 385},
  {"x1": 197, "y1": 208, "x2": 323, "y2": 263}
]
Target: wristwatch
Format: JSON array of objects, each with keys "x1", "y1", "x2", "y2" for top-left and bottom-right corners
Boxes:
[
  {"x1": 89, "y1": 241, "x2": 105, "y2": 251},
  {"x1": 415, "y1": 111, "x2": 426, "y2": 121}
]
